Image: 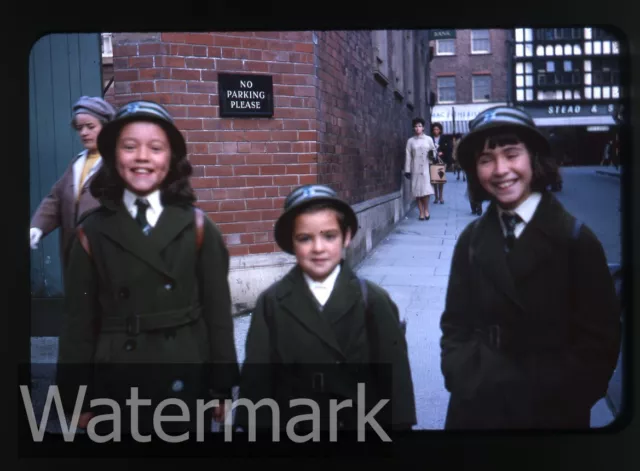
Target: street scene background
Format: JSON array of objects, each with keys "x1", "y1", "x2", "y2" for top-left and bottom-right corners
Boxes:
[{"x1": 31, "y1": 165, "x2": 622, "y2": 430}]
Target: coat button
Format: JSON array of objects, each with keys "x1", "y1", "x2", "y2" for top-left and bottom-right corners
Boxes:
[
  {"x1": 164, "y1": 282, "x2": 174, "y2": 291},
  {"x1": 119, "y1": 287, "x2": 130, "y2": 299},
  {"x1": 124, "y1": 339, "x2": 136, "y2": 351}
]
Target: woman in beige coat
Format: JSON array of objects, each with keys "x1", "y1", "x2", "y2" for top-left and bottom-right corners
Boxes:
[
  {"x1": 404, "y1": 117, "x2": 437, "y2": 220},
  {"x1": 29, "y1": 96, "x2": 116, "y2": 269}
]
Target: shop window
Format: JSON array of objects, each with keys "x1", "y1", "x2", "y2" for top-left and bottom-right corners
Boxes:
[
  {"x1": 436, "y1": 39, "x2": 455, "y2": 55},
  {"x1": 471, "y1": 30, "x2": 490, "y2": 54},
  {"x1": 472, "y1": 75, "x2": 491, "y2": 101},
  {"x1": 437, "y1": 77, "x2": 456, "y2": 103}
]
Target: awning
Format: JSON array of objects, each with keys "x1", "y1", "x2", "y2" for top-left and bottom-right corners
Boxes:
[
  {"x1": 533, "y1": 115, "x2": 618, "y2": 127},
  {"x1": 430, "y1": 103, "x2": 507, "y2": 135}
]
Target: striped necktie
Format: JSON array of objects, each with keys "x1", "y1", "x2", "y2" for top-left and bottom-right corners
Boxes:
[{"x1": 134, "y1": 198, "x2": 152, "y2": 235}]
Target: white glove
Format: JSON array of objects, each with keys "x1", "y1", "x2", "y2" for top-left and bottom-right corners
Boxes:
[{"x1": 30, "y1": 227, "x2": 43, "y2": 249}]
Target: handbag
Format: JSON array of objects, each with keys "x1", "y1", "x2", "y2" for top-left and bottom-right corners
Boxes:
[{"x1": 430, "y1": 163, "x2": 447, "y2": 184}]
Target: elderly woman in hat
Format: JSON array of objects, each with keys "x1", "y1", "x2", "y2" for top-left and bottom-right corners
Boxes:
[
  {"x1": 30, "y1": 96, "x2": 116, "y2": 269},
  {"x1": 439, "y1": 106, "x2": 620, "y2": 429},
  {"x1": 55, "y1": 100, "x2": 240, "y2": 436}
]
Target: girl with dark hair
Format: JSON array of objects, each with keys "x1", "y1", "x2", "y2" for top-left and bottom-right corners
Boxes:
[
  {"x1": 431, "y1": 122, "x2": 450, "y2": 204},
  {"x1": 439, "y1": 106, "x2": 620, "y2": 429},
  {"x1": 56, "y1": 101, "x2": 240, "y2": 436}
]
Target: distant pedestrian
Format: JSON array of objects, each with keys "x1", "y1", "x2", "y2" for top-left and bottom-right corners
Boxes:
[
  {"x1": 55, "y1": 100, "x2": 240, "y2": 436},
  {"x1": 236, "y1": 184, "x2": 416, "y2": 434},
  {"x1": 404, "y1": 117, "x2": 437, "y2": 220},
  {"x1": 29, "y1": 96, "x2": 116, "y2": 269},
  {"x1": 440, "y1": 105, "x2": 621, "y2": 429},
  {"x1": 431, "y1": 122, "x2": 450, "y2": 204},
  {"x1": 452, "y1": 133, "x2": 465, "y2": 181}
]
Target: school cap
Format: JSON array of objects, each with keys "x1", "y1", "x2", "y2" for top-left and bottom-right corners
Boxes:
[
  {"x1": 71, "y1": 96, "x2": 117, "y2": 124},
  {"x1": 274, "y1": 184, "x2": 359, "y2": 254},
  {"x1": 97, "y1": 100, "x2": 187, "y2": 164},
  {"x1": 456, "y1": 105, "x2": 551, "y2": 172}
]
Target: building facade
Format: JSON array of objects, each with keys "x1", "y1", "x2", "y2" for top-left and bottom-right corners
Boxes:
[
  {"x1": 102, "y1": 30, "x2": 431, "y2": 314},
  {"x1": 510, "y1": 27, "x2": 624, "y2": 165},
  {"x1": 428, "y1": 29, "x2": 509, "y2": 135}
]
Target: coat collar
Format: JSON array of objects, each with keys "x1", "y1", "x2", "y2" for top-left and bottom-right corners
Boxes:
[
  {"x1": 470, "y1": 192, "x2": 574, "y2": 312},
  {"x1": 97, "y1": 198, "x2": 195, "y2": 278},
  {"x1": 275, "y1": 261, "x2": 362, "y2": 359},
  {"x1": 72, "y1": 150, "x2": 102, "y2": 196}
]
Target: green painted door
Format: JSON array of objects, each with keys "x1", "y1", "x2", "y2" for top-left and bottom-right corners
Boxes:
[{"x1": 30, "y1": 33, "x2": 103, "y2": 297}]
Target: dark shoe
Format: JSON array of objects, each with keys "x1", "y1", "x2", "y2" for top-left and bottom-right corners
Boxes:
[
  {"x1": 419, "y1": 217, "x2": 425, "y2": 221},
  {"x1": 425, "y1": 214, "x2": 430, "y2": 220}
]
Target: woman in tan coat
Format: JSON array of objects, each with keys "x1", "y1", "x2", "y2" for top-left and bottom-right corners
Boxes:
[
  {"x1": 404, "y1": 117, "x2": 437, "y2": 220},
  {"x1": 29, "y1": 96, "x2": 116, "y2": 269}
]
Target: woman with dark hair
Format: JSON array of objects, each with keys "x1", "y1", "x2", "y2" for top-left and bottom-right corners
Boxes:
[
  {"x1": 55, "y1": 101, "x2": 240, "y2": 436},
  {"x1": 30, "y1": 96, "x2": 116, "y2": 269},
  {"x1": 404, "y1": 117, "x2": 437, "y2": 220},
  {"x1": 439, "y1": 106, "x2": 620, "y2": 429},
  {"x1": 431, "y1": 122, "x2": 450, "y2": 204}
]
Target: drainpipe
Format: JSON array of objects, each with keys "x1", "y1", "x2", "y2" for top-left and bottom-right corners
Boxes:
[{"x1": 505, "y1": 30, "x2": 515, "y2": 107}]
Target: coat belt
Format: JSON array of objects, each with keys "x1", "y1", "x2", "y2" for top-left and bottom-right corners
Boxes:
[{"x1": 100, "y1": 306, "x2": 203, "y2": 335}]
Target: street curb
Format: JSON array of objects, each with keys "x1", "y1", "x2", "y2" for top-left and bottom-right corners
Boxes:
[{"x1": 596, "y1": 170, "x2": 621, "y2": 179}]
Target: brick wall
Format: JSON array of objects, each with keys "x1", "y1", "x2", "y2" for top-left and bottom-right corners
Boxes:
[
  {"x1": 108, "y1": 30, "x2": 429, "y2": 255},
  {"x1": 315, "y1": 31, "x2": 430, "y2": 205},
  {"x1": 110, "y1": 32, "x2": 317, "y2": 256},
  {"x1": 430, "y1": 29, "x2": 508, "y2": 104}
]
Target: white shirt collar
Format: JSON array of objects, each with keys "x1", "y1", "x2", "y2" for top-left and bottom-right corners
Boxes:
[
  {"x1": 302, "y1": 262, "x2": 342, "y2": 307},
  {"x1": 123, "y1": 188, "x2": 164, "y2": 226},
  {"x1": 497, "y1": 192, "x2": 542, "y2": 236}
]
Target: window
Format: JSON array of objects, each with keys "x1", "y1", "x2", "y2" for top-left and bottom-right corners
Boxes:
[
  {"x1": 603, "y1": 86, "x2": 611, "y2": 99},
  {"x1": 574, "y1": 90, "x2": 581, "y2": 99},
  {"x1": 585, "y1": 42, "x2": 593, "y2": 55},
  {"x1": 515, "y1": 28, "x2": 524, "y2": 42},
  {"x1": 603, "y1": 41, "x2": 611, "y2": 54},
  {"x1": 472, "y1": 75, "x2": 491, "y2": 101},
  {"x1": 594, "y1": 41, "x2": 602, "y2": 54},
  {"x1": 574, "y1": 44, "x2": 582, "y2": 55},
  {"x1": 564, "y1": 60, "x2": 573, "y2": 72},
  {"x1": 572, "y1": 28, "x2": 583, "y2": 39},
  {"x1": 536, "y1": 45, "x2": 545, "y2": 56},
  {"x1": 526, "y1": 88, "x2": 533, "y2": 101},
  {"x1": 564, "y1": 44, "x2": 572, "y2": 55},
  {"x1": 515, "y1": 62, "x2": 524, "y2": 74},
  {"x1": 516, "y1": 89, "x2": 525, "y2": 102},
  {"x1": 535, "y1": 29, "x2": 545, "y2": 41},
  {"x1": 545, "y1": 29, "x2": 554, "y2": 41},
  {"x1": 546, "y1": 45, "x2": 554, "y2": 56},
  {"x1": 555, "y1": 45, "x2": 563, "y2": 56},
  {"x1": 584, "y1": 28, "x2": 593, "y2": 40},
  {"x1": 516, "y1": 44, "x2": 524, "y2": 57},
  {"x1": 436, "y1": 39, "x2": 455, "y2": 55},
  {"x1": 612, "y1": 86, "x2": 620, "y2": 98},
  {"x1": 471, "y1": 30, "x2": 490, "y2": 54},
  {"x1": 594, "y1": 86, "x2": 602, "y2": 99},
  {"x1": 525, "y1": 44, "x2": 533, "y2": 57},
  {"x1": 525, "y1": 28, "x2": 533, "y2": 42},
  {"x1": 525, "y1": 62, "x2": 533, "y2": 74},
  {"x1": 437, "y1": 77, "x2": 456, "y2": 103},
  {"x1": 585, "y1": 87, "x2": 592, "y2": 99},
  {"x1": 564, "y1": 90, "x2": 572, "y2": 100},
  {"x1": 612, "y1": 41, "x2": 620, "y2": 54},
  {"x1": 547, "y1": 61, "x2": 555, "y2": 72}
]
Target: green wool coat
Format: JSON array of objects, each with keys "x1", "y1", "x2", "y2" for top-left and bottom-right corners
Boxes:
[
  {"x1": 236, "y1": 261, "x2": 417, "y2": 433},
  {"x1": 55, "y1": 198, "x2": 240, "y2": 433}
]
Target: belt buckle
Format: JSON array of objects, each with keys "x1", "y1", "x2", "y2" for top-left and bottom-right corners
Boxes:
[
  {"x1": 126, "y1": 315, "x2": 140, "y2": 335},
  {"x1": 489, "y1": 325, "x2": 501, "y2": 350}
]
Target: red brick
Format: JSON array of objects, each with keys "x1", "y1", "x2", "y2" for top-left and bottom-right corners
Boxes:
[
  {"x1": 294, "y1": 64, "x2": 315, "y2": 75},
  {"x1": 237, "y1": 143, "x2": 252, "y2": 153},
  {"x1": 218, "y1": 223, "x2": 247, "y2": 235},
  {"x1": 283, "y1": 120, "x2": 311, "y2": 130},
  {"x1": 254, "y1": 232, "x2": 270, "y2": 243},
  {"x1": 130, "y1": 81, "x2": 155, "y2": 93},
  {"x1": 249, "y1": 243, "x2": 275, "y2": 254},
  {"x1": 269, "y1": 63, "x2": 295, "y2": 74},
  {"x1": 205, "y1": 166, "x2": 234, "y2": 177},
  {"x1": 193, "y1": 45, "x2": 208, "y2": 57},
  {"x1": 233, "y1": 165, "x2": 260, "y2": 176},
  {"x1": 204, "y1": 118, "x2": 234, "y2": 130},
  {"x1": 242, "y1": 38, "x2": 268, "y2": 50},
  {"x1": 286, "y1": 164, "x2": 312, "y2": 174},
  {"x1": 212, "y1": 35, "x2": 244, "y2": 48},
  {"x1": 299, "y1": 131, "x2": 317, "y2": 141},
  {"x1": 209, "y1": 212, "x2": 235, "y2": 224},
  {"x1": 194, "y1": 189, "x2": 212, "y2": 200},
  {"x1": 274, "y1": 85, "x2": 296, "y2": 96},
  {"x1": 114, "y1": 69, "x2": 139, "y2": 81},
  {"x1": 261, "y1": 209, "x2": 282, "y2": 220},
  {"x1": 294, "y1": 43, "x2": 315, "y2": 53},
  {"x1": 294, "y1": 85, "x2": 316, "y2": 97},
  {"x1": 277, "y1": 143, "x2": 292, "y2": 152},
  {"x1": 229, "y1": 246, "x2": 250, "y2": 256},
  {"x1": 171, "y1": 68, "x2": 201, "y2": 81},
  {"x1": 187, "y1": 82, "x2": 217, "y2": 94},
  {"x1": 240, "y1": 234, "x2": 255, "y2": 244},
  {"x1": 155, "y1": 81, "x2": 187, "y2": 93},
  {"x1": 281, "y1": 75, "x2": 316, "y2": 86},
  {"x1": 244, "y1": 131, "x2": 271, "y2": 142},
  {"x1": 174, "y1": 118, "x2": 202, "y2": 130},
  {"x1": 219, "y1": 177, "x2": 247, "y2": 188},
  {"x1": 270, "y1": 131, "x2": 298, "y2": 141},
  {"x1": 114, "y1": 82, "x2": 131, "y2": 94},
  {"x1": 225, "y1": 188, "x2": 255, "y2": 199},
  {"x1": 246, "y1": 154, "x2": 272, "y2": 165},
  {"x1": 272, "y1": 154, "x2": 299, "y2": 165},
  {"x1": 189, "y1": 154, "x2": 216, "y2": 165},
  {"x1": 247, "y1": 199, "x2": 273, "y2": 210},
  {"x1": 162, "y1": 33, "x2": 187, "y2": 43},
  {"x1": 235, "y1": 212, "x2": 262, "y2": 223},
  {"x1": 300, "y1": 175, "x2": 318, "y2": 185},
  {"x1": 139, "y1": 68, "x2": 171, "y2": 79},
  {"x1": 255, "y1": 187, "x2": 279, "y2": 198},
  {"x1": 171, "y1": 44, "x2": 194, "y2": 56},
  {"x1": 257, "y1": 120, "x2": 285, "y2": 130},
  {"x1": 215, "y1": 59, "x2": 244, "y2": 70},
  {"x1": 139, "y1": 43, "x2": 170, "y2": 55},
  {"x1": 114, "y1": 44, "x2": 138, "y2": 56},
  {"x1": 260, "y1": 165, "x2": 286, "y2": 176},
  {"x1": 218, "y1": 154, "x2": 244, "y2": 165},
  {"x1": 246, "y1": 176, "x2": 273, "y2": 187},
  {"x1": 191, "y1": 177, "x2": 219, "y2": 189},
  {"x1": 197, "y1": 201, "x2": 220, "y2": 212},
  {"x1": 185, "y1": 33, "x2": 215, "y2": 46},
  {"x1": 191, "y1": 166, "x2": 205, "y2": 177},
  {"x1": 267, "y1": 41, "x2": 296, "y2": 52},
  {"x1": 220, "y1": 200, "x2": 246, "y2": 211},
  {"x1": 129, "y1": 56, "x2": 154, "y2": 68},
  {"x1": 245, "y1": 221, "x2": 275, "y2": 233},
  {"x1": 187, "y1": 131, "x2": 217, "y2": 142},
  {"x1": 186, "y1": 58, "x2": 215, "y2": 69},
  {"x1": 208, "y1": 143, "x2": 224, "y2": 154},
  {"x1": 207, "y1": 47, "x2": 223, "y2": 58},
  {"x1": 274, "y1": 175, "x2": 299, "y2": 185},
  {"x1": 188, "y1": 106, "x2": 217, "y2": 118},
  {"x1": 240, "y1": 61, "x2": 269, "y2": 73}
]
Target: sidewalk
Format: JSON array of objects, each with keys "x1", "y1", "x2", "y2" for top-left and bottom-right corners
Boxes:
[
  {"x1": 594, "y1": 165, "x2": 621, "y2": 179},
  {"x1": 354, "y1": 173, "x2": 482, "y2": 429}
]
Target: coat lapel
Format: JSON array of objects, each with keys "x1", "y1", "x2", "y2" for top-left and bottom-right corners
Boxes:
[
  {"x1": 277, "y1": 266, "x2": 346, "y2": 359},
  {"x1": 97, "y1": 201, "x2": 176, "y2": 278},
  {"x1": 71, "y1": 150, "x2": 87, "y2": 198},
  {"x1": 470, "y1": 203, "x2": 526, "y2": 313},
  {"x1": 322, "y1": 263, "x2": 361, "y2": 326},
  {"x1": 507, "y1": 192, "x2": 572, "y2": 281},
  {"x1": 148, "y1": 205, "x2": 195, "y2": 253}
]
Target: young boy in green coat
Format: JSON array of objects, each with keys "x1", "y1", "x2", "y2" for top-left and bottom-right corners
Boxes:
[{"x1": 236, "y1": 184, "x2": 416, "y2": 439}]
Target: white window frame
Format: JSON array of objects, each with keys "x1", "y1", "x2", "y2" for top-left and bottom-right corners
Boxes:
[
  {"x1": 472, "y1": 75, "x2": 491, "y2": 102},
  {"x1": 471, "y1": 30, "x2": 491, "y2": 54},
  {"x1": 437, "y1": 76, "x2": 456, "y2": 103},
  {"x1": 436, "y1": 39, "x2": 455, "y2": 56}
]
